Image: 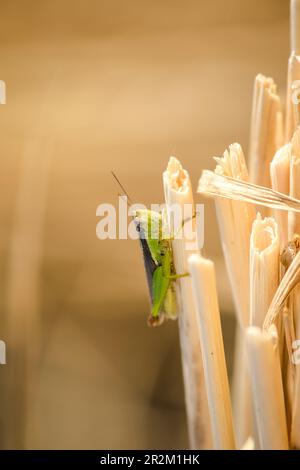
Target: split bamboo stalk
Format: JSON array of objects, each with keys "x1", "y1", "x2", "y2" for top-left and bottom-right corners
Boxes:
[
  {"x1": 246, "y1": 325, "x2": 289, "y2": 450},
  {"x1": 291, "y1": 0, "x2": 300, "y2": 54},
  {"x1": 163, "y1": 157, "x2": 212, "y2": 449},
  {"x1": 231, "y1": 324, "x2": 253, "y2": 448},
  {"x1": 248, "y1": 213, "x2": 279, "y2": 448},
  {"x1": 210, "y1": 144, "x2": 255, "y2": 447},
  {"x1": 291, "y1": 317, "x2": 300, "y2": 449},
  {"x1": 197, "y1": 170, "x2": 300, "y2": 330},
  {"x1": 289, "y1": 240, "x2": 300, "y2": 447},
  {"x1": 198, "y1": 162, "x2": 300, "y2": 447},
  {"x1": 289, "y1": 127, "x2": 300, "y2": 239},
  {"x1": 250, "y1": 214, "x2": 280, "y2": 327},
  {"x1": 249, "y1": 74, "x2": 283, "y2": 187},
  {"x1": 288, "y1": 127, "x2": 300, "y2": 447},
  {"x1": 285, "y1": 53, "x2": 300, "y2": 142},
  {"x1": 270, "y1": 142, "x2": 294, "y2": 428},
  {"x1": 212, "y1": 144, "x2": 255, "y2": 328},
  {"x1": 291, "y1": 366, "x2": 300, "y2": 448},
  {"x1": 188, "y1": 253, "x2": 235, "y2": 450},
  {"x1": 282, "y1": 306, "x2": 296, "y2": 436},
  {"x1": 270, "y1": 143, "x2": 291, "y2": 249},
  {"x1": 286, "y1": 1, "x2": 300, "y2": 141},
  {"x1": 198, "y1": 170, "x2": 300, "y2": 213},
  {"x1": 264, "y1": 249, "x2": 300, "y2": 330},
  {"x1": 249, "y1": 214, "x2": 286, "y2": 440},
  {"x1": 240, "y1": 436, "x2": 255, "y2": 450}
]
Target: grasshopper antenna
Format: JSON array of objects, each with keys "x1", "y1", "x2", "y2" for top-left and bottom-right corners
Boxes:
[{"x1": 111, "y1": 171, "x2": 134, "y2": 205}]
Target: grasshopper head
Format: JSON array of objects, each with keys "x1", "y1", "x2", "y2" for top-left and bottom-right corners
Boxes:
[{"x1": 133, "y1": 209, "x2": 162, "y2": 241}]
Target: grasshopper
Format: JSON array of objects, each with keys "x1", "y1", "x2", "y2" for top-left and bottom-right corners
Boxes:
[{"x1": 112, "y1": 172, "x2": 188, "y2": 326}]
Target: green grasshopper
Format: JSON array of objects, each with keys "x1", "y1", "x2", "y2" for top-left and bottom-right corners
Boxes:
[
  {"x1": 112, "y1": 172, "x2": 188, "y2": 326},
  {"x1": 134, "y1": 208, "x2": 189, "y2": 326}
]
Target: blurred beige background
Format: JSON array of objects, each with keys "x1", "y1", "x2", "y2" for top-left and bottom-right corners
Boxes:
[{"x1": 0, "y1": 0, "x2": 289, "y2": 449}]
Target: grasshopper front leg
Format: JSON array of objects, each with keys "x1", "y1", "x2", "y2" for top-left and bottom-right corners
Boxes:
[
  {"x1": 168, "y1": 273, "x2": 189, "y2": 280},
  {"x1": 162, "y1": 213, "x2": 197, "y2": 242}
]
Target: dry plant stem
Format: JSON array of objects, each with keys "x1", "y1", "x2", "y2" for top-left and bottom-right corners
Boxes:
[
  {"x1": 200, "y1": 163, "x2": 300, "y2": 417},
  {"x1": 248, "y1": 213, "x2": 279, "y2": 447},
  {"x1": 292, "y1": 286, "x2": 300, "y2": 342},
  {"x1": 212, "y1": 144, "x2": 255, "y2": 447},
  {"x1": 198, "y1": 170, "x2": 300, "y2": 213},
  {"x1": 286, "y1": 1, "x2": 300, "y2": 140},
  {"x1": 286, "y1": 53, "x2": 300, "y2": 141},
  {"x1": 286, "y1": 0, "x2": 300, "y2": 142},
  {"x1": 283, "y1": 307, "x2": 297, "y2": 365},
  {"x1": 270, "y1": 143, "x2": 291, "y2": 249},
  {"x1": 213, "y1": 144, "x2": 255, "y2": 327},
  {"x1": 268, "y1": 150, "x2": 291, "y2": 365},
  {"x1": 288, "y1": 129, "x2": 300, "y2": 447},
  {"x1": 163, "y1": 157, "x2": 212, "y2": 449},
  {"x1": 250, "y1": 214, "x2": 279, "y2": 327},
  {"x1": 264, "y1": 250, "x2": 300, "y2": 330},
  {"x1": 231, "y1": 325, "x2": 254, "y2": 448},
  {"x1": 291, "y1": 307, "x2": 300, "y2": 449},
  {"x1": 246, "y1": 326, "x2": 289, "y2": 450},
  {"x1": 290, "y1": 247, "x2": 300, "y2": 447},
  {"x1": 289, "y1": 127, "x2": 300, "y2": 237},
  {"x1": 249, "y1": 74, "x2": 283, "y2": 187},
  {"x1": 291, "y1": 0, "x2": 300, "y2": 54},
  {"x1": 240, "y1": 436, "x2": 255, "y2": 450},
  {"x1": 291, "y1": 366, "x2": 300, "y2": 448},
  {"x1": 188, "y1": 254, "x2": 235, "y2": 450},
  {"x1": 283, "y1": 307, "x2": 296, "y2": 434}
]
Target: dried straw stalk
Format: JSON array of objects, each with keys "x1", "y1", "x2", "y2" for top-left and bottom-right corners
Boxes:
[
  {"x1": 163, "y1": 157, "x2": 212, "y2": 449},
  {"x1": 246, "y1": 325, "x2": 289, "y2": 450},
  {"x1": 249, "y1": 74, "x2": 283, "y2": 187},
  {"x1": 189, "y1": 254, "x2": 235, "y2": 449}
]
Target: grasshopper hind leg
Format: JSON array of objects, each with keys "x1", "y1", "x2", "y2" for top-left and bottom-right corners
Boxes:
[
  {"x1": 147, "y1": 314, "x2": 164, "y2": 327},
  {"x1": 147, "y1": 282, "x2": 177, "y2": 326},
  {"x1": 163, "y1": 283, "x2": 178, "y2": 320}
]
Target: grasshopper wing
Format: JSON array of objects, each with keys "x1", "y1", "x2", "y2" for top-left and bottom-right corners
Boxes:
[{"x1": 137, "y1": 231, "x2": 157, "y2": 303}]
